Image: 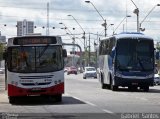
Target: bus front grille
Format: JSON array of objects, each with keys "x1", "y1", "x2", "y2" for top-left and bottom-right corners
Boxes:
[
  {"x1": 19, "y1": 75, "x2": 54, "y2": 79},
  {"x1": 19, "y1": 75, "x2": 53, "y2": 86},
  {"x1": 21, "y1": 82, "x2": 51, "y2": 86}
]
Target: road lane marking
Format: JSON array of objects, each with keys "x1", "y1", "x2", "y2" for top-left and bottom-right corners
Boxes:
[
  {"x1": 103, "y1": 109, "x2": 114, "y2": 114},
  {"x1": 71, "y1": 95, "x2": 97, "y2": 107},
  {"x1": 66, "y1": 93, "x2": 114, "y2": 114},
  {"x1": 136, "y1": 97, "x2": 148, "y2": 101},
  {"x1": 71, "y1": 96, "x2": 82, "y2": 101},
  {"x1": 66, "y1": 93, "x2": 97, "y2": 106},
  {"x1": 118, "y1": 93, "x2": 128, "y2": 96},
  {"x1": 85, "y1": 101, "x2": 97, "y2": 107}
]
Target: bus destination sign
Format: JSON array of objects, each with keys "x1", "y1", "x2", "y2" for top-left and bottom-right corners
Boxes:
[{"x1": 13, "y1": 37, "x2": 57, "y2": 45}]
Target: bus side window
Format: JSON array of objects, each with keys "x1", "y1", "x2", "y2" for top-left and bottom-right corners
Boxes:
[{"x1": 108, "y1": 37, "x2": 116, "y2": 56}]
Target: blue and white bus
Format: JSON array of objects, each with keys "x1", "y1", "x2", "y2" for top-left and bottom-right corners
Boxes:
[{"x1": 98, "y1": 32, "x2": 155, "y2": 91}]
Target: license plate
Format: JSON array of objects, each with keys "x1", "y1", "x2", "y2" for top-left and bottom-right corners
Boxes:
[
  {"x1": 31, "y1": 88, "x2": 41, "y2": 91},
  {"x1": 132, "y1": 83, "x2": 138, "y2": 85}
]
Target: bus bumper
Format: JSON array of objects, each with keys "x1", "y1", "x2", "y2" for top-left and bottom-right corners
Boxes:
[
  {"x1": 8, "y1": 83, "x2": 64, "y2": 97},
  {"x1": 114, "y1": 77, "x2": 154, "y2": 87}
]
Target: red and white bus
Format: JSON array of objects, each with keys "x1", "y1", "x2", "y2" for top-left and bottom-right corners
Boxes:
[{"x1": 4, "y1": 35, "x2": 67, "y2": 103}]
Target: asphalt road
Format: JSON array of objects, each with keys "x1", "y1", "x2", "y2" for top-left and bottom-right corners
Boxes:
[{"x1": 0, "y1": 73, "x2": 160, "y2": 119}]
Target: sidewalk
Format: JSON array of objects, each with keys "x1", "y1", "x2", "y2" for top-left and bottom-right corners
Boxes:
[{"x1": 0, "y1": 74, "x2": 5, "y2": 92}]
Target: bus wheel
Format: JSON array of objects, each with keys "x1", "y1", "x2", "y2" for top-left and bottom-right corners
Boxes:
[
  {"x1": 55, "y1": 94, "x2": 62, "y2": 102},
  {"x1": 143, "y1": 86, "x2": 149, "y2": 92},
  {"x1": 106, "y1": 84, "x2": 111, "y2": 89},
  {"x1": 111, "y1": 85, "x2": 118, "y2": 91},
  {"x1": 101, "y1": 83, "x2": 106, "y2": 89},
  {"x1": 9, "y1": 96, "x2": 16, "y2": 104},
  {"x1": 100, "y1": 74, "x2": 106, "y2": 89}
]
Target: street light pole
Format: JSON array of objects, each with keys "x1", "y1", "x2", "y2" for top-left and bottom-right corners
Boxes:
[
  {"x1": 59, "y1": 22, "x2": 76, "y2": 65},
  {"x1": 67, "y1": 15, "x2": 86, "y2": 52},
  {"x1": 107, "y1": 24, "x2": 114, "y2": 35},
  {"x1": 85, "y1": 1, "x2": 107, "y2": 37},
  {"x1": 139, "y1": 4, "x2": 160, "y2": 31},
  {"x1": 130, "y1": 0, "x2": 140, "y2": 32},
  {"x1": 67, "y1": 14, "x2": 87, "y2": 67},
  {"x1": 59, "y1": 22, "x2": 73, "y2": 36},
  {"x1": 88, "y1": 33, "x2": 91, "y2": 66}
]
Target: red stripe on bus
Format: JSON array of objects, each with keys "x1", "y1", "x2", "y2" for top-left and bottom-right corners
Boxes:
[{"x1": 8, "y1": 83, "x2": 64, "y2": 96}]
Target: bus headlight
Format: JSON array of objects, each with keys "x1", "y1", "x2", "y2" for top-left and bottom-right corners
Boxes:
[
  {"x1": 11, "y1": 81, "x2": 18, "y2": 86},
  {"x1": 146, "y1": 74, "x2": 154, "y2": 78}
]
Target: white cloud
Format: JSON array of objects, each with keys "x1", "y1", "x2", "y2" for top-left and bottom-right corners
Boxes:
[{"x1": 0, "y1": 0, "x2": 160, "y2": 51}]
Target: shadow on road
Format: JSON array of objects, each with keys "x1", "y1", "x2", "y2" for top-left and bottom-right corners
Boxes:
[
  {"x1": 11, "y1": 96, "x2": 86, "y2": 106},
  {"x1": 112, "y1": 86, "x2": 160, "y2": 93}
]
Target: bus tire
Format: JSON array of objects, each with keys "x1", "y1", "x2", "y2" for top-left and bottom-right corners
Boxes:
[
  {"x1": 110, "y1": 75, "x2": 118, "y2": 91},
  {"x1": 143, "y1": 86, "x2": 149, "y2": 92},
  {"x1": 101, "y1": 83, "x2": 106, "y2": 89},
  {"x1": 83, "y1": 77, "x2": 86, "y2": 79},
  {"x1": 55, "y1": 94, "x2": 62, "y2": 102},
  {"x1": 9, "y1": 96, "x2": 16, "y2": 104},
  {"x1": 106, "y1": 84, "x2": 111, "y2": 89},
  {"x1": 111, "y1": 85, "x2": 118, "y2": 91},
  {"x1": 100, "y1": 73, "x2": 106, "y2": 89}
]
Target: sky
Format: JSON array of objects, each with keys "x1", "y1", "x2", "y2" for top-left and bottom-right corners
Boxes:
[{"x1": 0, "y1": 0, "x2": 160, "y2": 51}]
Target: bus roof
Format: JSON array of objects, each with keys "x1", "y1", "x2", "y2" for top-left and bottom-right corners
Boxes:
[
  {"x1": 114, "y1": 32, "x2": 153, "y2": 40},
  {"x1": 100, "y1": 32, "x2": 153, "y2": 41},
  {"x1": 9, "y1": 35, "x2": 61, "y2": 39}
]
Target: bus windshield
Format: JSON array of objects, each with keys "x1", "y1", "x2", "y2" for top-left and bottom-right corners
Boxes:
[
  {"x1": 7, "y1": 45, "x2": 63, "y2": 73},
  {"x1": 116, "y1": 38, "x2": 154, "y2": 71}
]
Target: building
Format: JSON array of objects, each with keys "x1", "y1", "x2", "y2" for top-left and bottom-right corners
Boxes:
[
  {"x1": 0, "y1": 31, "x2": 6, "y2": 67},
  {"x1": 0, "y1": 31, "x2": 6, "y2": 43},
  {"x1": 17, "y1": 19, "x2": 34, "y2": 36}
]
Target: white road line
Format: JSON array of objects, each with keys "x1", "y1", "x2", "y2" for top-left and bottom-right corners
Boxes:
[
  {"x1": 103, "y1": 109, "x2": 114, "y2": 114},
  {"x1": 72, "y1": 96, "x2": 97, "y2": 107},
  {"x1": 72, "y1": 96, "x2": 82, "y2": 101},
  {"x1": 66, "y1": 93, "x2": 97, "y2": 106},
  {"x1": 85, "y1": 101, "x2": 97, "y2": 107},
  {"x1": 136, "y1": 97, "x2": 148, "y2": 101},
  {"x1": 66, "y1": 93, "x2": 114, "y2": 114},
  {"x1": 118, "y1": 93, "x2": 128, "y2": 96}
]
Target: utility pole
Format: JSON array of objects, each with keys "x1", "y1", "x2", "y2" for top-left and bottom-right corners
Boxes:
[
  {"x1": 88, "y1": 33, "x2": 91, "y2": 66},
  {"x1": 46, "y1": 2, "x2": 49, "y2": 35},
  {"x1": 72, "y1": 37, "x2": 75, "y2": 66},
  {"x1": 85, "y1": 1, "x2": 107, "y2": 37},
  {"x1": 130, "y1": 0, "x2": 139, "y2": 32},
  {"x1": 67, "y1": 14, "x2": 86, "y2": 67}
]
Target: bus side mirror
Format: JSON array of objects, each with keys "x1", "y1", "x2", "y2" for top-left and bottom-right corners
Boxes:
[{"x1": 63, "y1": 49, "x2": 67, "y2": 57}]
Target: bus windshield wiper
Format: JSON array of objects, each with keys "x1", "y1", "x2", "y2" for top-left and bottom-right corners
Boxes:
[
  {"x1": 137, "y1": 56, "x2": 145, "y2": 71},
  {"x1": 37, "y1": 45, "x2": 49, "y2": 59}
]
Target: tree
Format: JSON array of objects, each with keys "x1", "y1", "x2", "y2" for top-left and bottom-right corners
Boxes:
[{"x1": 0, "y1": 43, "x2": 5, "y2": 61}]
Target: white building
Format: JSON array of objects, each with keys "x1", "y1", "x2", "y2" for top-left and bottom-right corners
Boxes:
[{"x1": 17, "y1": 19, "x2": 34, "y2": 36}]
